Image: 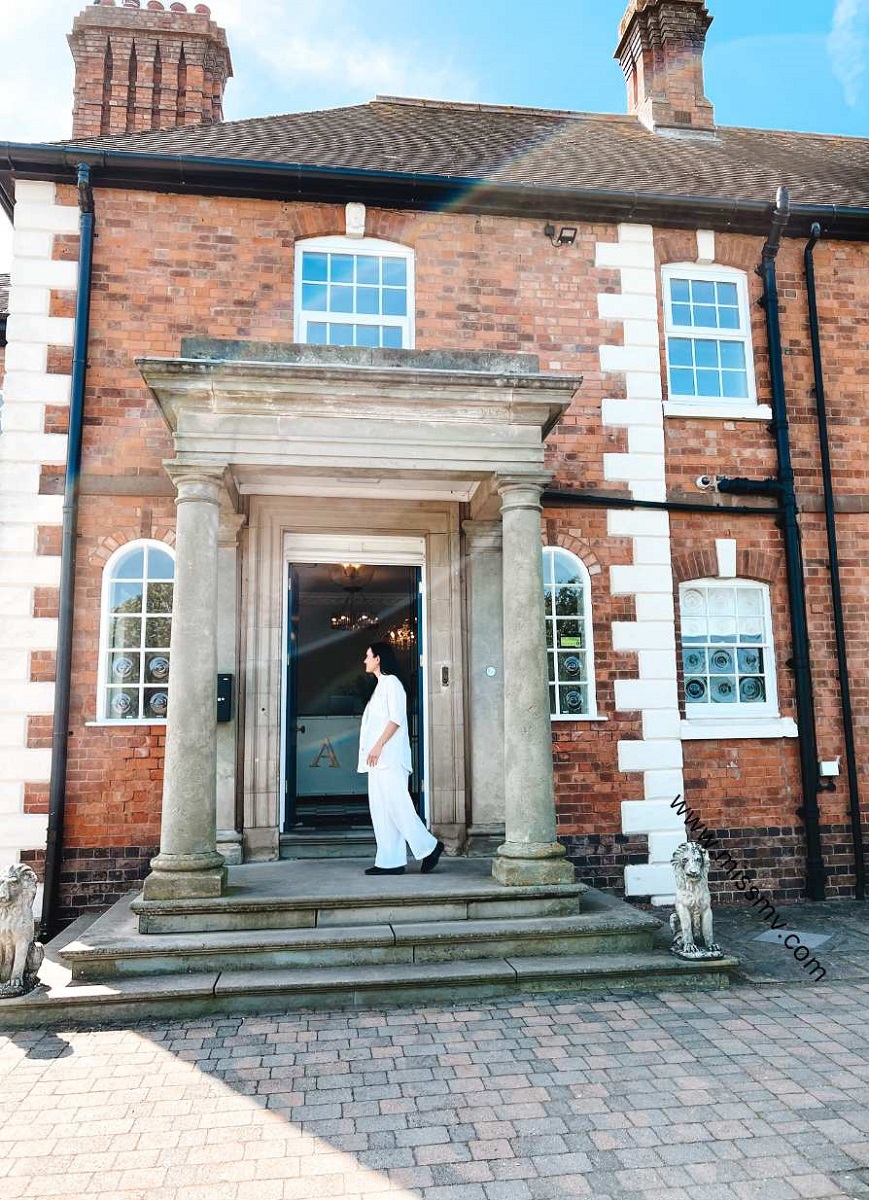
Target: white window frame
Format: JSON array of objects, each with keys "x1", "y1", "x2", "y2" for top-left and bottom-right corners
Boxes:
[
  {"x1": 293, "y1": 235, "x2": 415, "y2": 349},
  {"x1": 678, "y1": 577, "x2": 796, "y2": 740},
  {"x1": 93, "y1": 539, "x2": 175, "y2": 726},
  {"x1": 543, "y1": 547, "x2": 599, "y2": 722},
  {"x1": 662, "y1": 263, "x2": 769, "y2": 421}
]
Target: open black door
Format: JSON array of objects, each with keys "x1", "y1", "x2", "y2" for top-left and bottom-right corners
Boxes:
[{"x1": 283, "y1": 564, "x2": 300, "y2": 832}]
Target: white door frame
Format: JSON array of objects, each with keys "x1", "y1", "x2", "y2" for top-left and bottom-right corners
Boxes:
[{"x1": 280, "y1": 533, "x2": 429, "y2": 831}]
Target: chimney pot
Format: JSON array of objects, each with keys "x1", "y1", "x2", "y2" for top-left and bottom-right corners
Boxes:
[
  {"x1": 146, "y1": 1, "x2": 164, "y2": 7},
  {"x1": 194, "y1": 4, "x2": 210, "y2": 12},
  {"x1": 615, "y1": 0, "x2": 715, "y2": 134},
  {"x1": 169, "y1": 2, "x2": 187, "y2": 10}
]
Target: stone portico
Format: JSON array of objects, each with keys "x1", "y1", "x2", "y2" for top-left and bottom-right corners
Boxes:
[{"x1": 136, "y1": 345, "x2": 581, "y2": 900}]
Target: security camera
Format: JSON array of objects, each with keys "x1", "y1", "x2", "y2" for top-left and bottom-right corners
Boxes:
[{"x1": 695, "y1": 475, "x2": 716, "y2": 491}]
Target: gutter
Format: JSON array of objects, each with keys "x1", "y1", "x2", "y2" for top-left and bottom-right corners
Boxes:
[
  {"x1": 758, "y1": 187, "x2": 826, "y2": 901},
  {"x1": 2, "y1": 143, "x2": 869, "y2": 240},
  {"x1": 39, "y1": 164, "x2": 95, "y2": 939},
  {"x1": 804, "y1": 225, "x2": 866, "y2": 900}
]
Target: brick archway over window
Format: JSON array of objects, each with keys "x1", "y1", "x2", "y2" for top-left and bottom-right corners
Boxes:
[
  {"x1": 89, "y1": 527, "x2": 175, "y2": 568},
  {"x1": 671, "y1": 547, "x2": 779, "y2": 584},
  {"x1": 543, "y1": 526, "x2": 602, "y2": 577}
]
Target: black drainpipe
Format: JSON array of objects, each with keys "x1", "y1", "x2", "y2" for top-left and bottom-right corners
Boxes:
[
  {"x1": 804, "y1": 225, "x2": 866, "y2": 900},
  {"x1": 39, "y1": 164, "x2": 95, "y2": 939},
  {"x1": 757, "y1": 186, "x2": 826, "y2": 900}
]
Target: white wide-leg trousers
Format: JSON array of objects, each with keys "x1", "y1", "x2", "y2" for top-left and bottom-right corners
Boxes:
[{"x1": 368, "y1": 765, "x2": 438, "y2": 868}]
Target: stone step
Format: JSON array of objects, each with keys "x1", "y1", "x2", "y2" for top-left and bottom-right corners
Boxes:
[
  {"x1": 0, "y1": 950, "x2": 736, "y2": 1031},
  {"x1": 60, "y1": 908, "x2": 660, "y2": 981},
  {"x1": 129, "y1": 859, "x2": 587, "y2": 934},
  {"x1": 279, "y1": 830, "x2": 376, "y2": 860}
]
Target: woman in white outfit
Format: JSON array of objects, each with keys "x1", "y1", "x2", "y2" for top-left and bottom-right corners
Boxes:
[{"x1": 358, "y1": 642, "x2": 444, "y2": 876}]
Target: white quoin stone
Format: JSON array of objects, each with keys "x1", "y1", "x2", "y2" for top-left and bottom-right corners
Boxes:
[
  {"x1": 597, "y1": 292, "x2": 658, "y2": 322},
  {"x1": 696, "y1": 229, "x2": 716, "y2": 264},
  {"x1": 644, "y1": 769, "x2": 686, "y2": 800},
  {"x1": 611, "y1": 621, "x2": 676, "y2": 653},
  {"x1": 595, "y1": 239, "x2": 656, "y2": 271},
  {"x1": 621, "y1": 798, "x2": 686, "y2": 835},
  {"x1": 607, "y1": 509, "x2": 671, "y2": 539},
  {"x1": 614, "y1": 678, "x2": 679, "y2": 712},
  {"x1": 609, "y1": 564, "x2": 673, "y2": 597},
  {"x1": 625, "y1": 862, "x2": 676, "y2": 897},
  {"x1": 599, "y1": 344, "x2": 661, "y2": 375},
  {"x1": 601, "y1": 399, "x2": 663, "y2": 428},
  {"x1": 649, "y1": 831, "x2": 687, "y2": 863},
  {"x1": 618, "y1": 739, "x2": 683, "y2": 773}
]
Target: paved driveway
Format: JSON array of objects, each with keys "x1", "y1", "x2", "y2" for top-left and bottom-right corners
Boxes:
[{"x1": 2, "y1": 981, "x2": 869, "y2": 1200}]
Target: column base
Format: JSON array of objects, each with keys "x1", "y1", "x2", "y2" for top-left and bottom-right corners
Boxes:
[
  {"x1": 142, "y1": 853, "x2": 227, "y2": 900},
  {"x1": 492, "y1": 841, "x2": 575, "y2": 887}
]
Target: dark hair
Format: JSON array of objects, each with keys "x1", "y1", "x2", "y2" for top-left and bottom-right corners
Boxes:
[{"x1": 368, "y1": 641, "x2": 404, "y2": 684}]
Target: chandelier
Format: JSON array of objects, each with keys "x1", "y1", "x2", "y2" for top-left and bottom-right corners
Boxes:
[
  {"x1": 329, "y1": 562, "x2": 379, "y2": 631},
  {"x1": 387, "y1": 618, "x2": 415, "y2": 648}
]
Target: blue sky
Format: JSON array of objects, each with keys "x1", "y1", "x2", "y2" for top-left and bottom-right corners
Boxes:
[{"x1": 0, "y1": 0, "x2": 866, "y2": 266}]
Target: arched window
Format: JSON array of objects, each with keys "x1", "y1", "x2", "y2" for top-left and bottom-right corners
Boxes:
[
  {"x1": 679, "y1": 578, "x2": 779, "y2": 719},
  {"x1": 543, "y1": 547, "x2": 597, "y2": 720},
  {"x1": 97, "y1": 540, "x2": 174, "y2": 723},
  {"x1": 294, "y1": 235, "x2": 415, "y2": 349}
]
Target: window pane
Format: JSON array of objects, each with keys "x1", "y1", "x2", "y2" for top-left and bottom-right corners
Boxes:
[
  {"x1": 356, "y1": 325, "x2": 380, "y2": 348},
  {"x1": 148, "y1": 548, "x2": 174, "y2": 580},
  {"x1": 109, "y1": 652, "x2": 139, "y2": 683},
  {"x1": 555, "y1": 587, "x2": 580, "y2": 617},
  {"x1": 145, "y1": 654, "x2": 170, "y2": 682},
  {"x1": 739, "y1": 677, "x2": 766, "y2": 703},
  {"x1": 693, "y1": 306, "x2": 718, "y2": 328},
  {"x1": 329, "y1": 324, "x2": 355, "y2": 346},
  {"x1": 710, "y1": 677, "x2": 737, "y2": 704},
  {"x1": 709, "y1": 618, "x2": 737, "y2": 642},
  {"x1": 709, "y1": 589, "x2": 736, "y2": 615},
  {"x1": 111, "y1": 582, "x2": 142, "y2": 614},
  {"x1": 671, "y1": 303, "x2": 692, "y2": 326},
  {"x1": 549, "y1": 684, "x2": 556, "y2": 715},
  {"x1": 147, "y1": 582, "x2": 173, "y2": 613},
  {"x1": 145, "y1": 617, "x2": 171, "y2": 648},
  {"x1": 356, "y1": 286, "x2": 380, "y2": 315},
  {"x1": 722, "y1": 371, "x2": 749, "y2": 398},
  {"x1": 683, "y1": 648, "x2": 707, "y2": 675},
  {"x1": 670, "y1": 278, "x2": 690, "y2": 302},
  {"x1": 107, "y1": 688, "x2": 140, "y2": 719},
  {"x1": 668, "y1": 338, "x2": 693, "y2": 367},
  {"x1": 685, "y1": 678, "x2": 708, "y2": 702},
  {"x1": 383, "y1": 258, "x2": 407, "y2": 286},
  {"x1": 356, "y1": 256, "x2": 380, "y2": 285},
  {"x1": 737, "y1": 648, "x2": 763, "y2": 675},
  {"x1": 696, "y1": 370, "x2": 721, "y2": 397},
  {"x1": 302, "y1": 282, "x2": 328, "y2": 311},
  {"x1": 382, "y1": 327, "x2": 403, "y2": 349},
  {"x1": 553, "y1": 552, "x2": 582, "y2": 585},
  {"x1": 330, "y1": 254, "x2": 354, "y2": 283},
  {"x1": 695, "y1": 340, "x2": 719, "y2": 368},
  {"x1": 691, "y1": 280, "x2": 716, "y2": 305},
  {"x1": 559, "y1": 685, "x2": 586, "y2": 715},
  {"x1": 382, "y1": 288, "x2": 407, "y2": 317},
  {"x1": 307, "y1": 322, "x2": 328, "y2": 345},
  {"x1": 716, "y1": 281, "x2": 738, "y2": 307},
  {"x1": 670, "y1": 368, "x2": 696, "y2": 396},
  {"x1": 144, "y1": 689, "x2": 169, "y2": 719},
  {"x1": 330, "y1": 284, "x2": 354, "y2": 313},
  {"x1": 737, "y1": 589, "x2": 763, "y2": 615},
  {"x1": 302, "y1": 253, "x2": 328, "y2": 282},
  {"x1": 548, "y1": 652, "x2": 555, "y2": 683},
  {"x1": 718, "y1": 307, "x2": 740, "y2": 330},
  {"x1": 709, "y1": 648, "x2": 735, "y2": 675},
  {"x1": 545, "y1": 620, "x2": 553, "y2": 649},
  {"x1": 556, "y1": 621, "x2": 583, "y2": 649},
  {"x1": 113, "y1": 549, "x2": 144, "y2": 580},
  {"x1": 558, "y1": 651, "x2": 586, "y2": 681},
  {"x1": 110, "y1": 617, "x2": 141, "y2": 649},
  {"x1": 720, "y1": 343, "x2": 746, "y2": 369}
]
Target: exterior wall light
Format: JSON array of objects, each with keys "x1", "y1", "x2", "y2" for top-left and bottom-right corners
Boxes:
[{"x1": 544, "y1": 224, "x2": 578, "y2": 247}]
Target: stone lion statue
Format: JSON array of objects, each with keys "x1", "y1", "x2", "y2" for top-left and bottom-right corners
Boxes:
[
  {"x1": 669, "y1": 842, "x2": 723, "y2": 961},
  {"x1": 0, "y1": 864, "x2": 44, "y2": 997}
]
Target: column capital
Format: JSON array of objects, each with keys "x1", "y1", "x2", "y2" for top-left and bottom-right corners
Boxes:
[
  {"x1": 462, "y1": 520, "x2": 502, "y2": 552},
  {"x1": 219, "y1": 511, "x2": 247, "y2": 548},
  {"x1": 495, "y1": 473, "x2": 553, "y2": 513},
  {"x1": 164, "y1": 462, "x2": 225, "y2": 506}
]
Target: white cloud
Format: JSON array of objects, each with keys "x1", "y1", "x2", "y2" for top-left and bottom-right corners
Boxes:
[{"x1": 828, "y1": 0, "x2": 869, "y2": 108}]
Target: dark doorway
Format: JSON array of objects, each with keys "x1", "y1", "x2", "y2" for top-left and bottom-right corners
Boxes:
[{"x1": 283, "y1": 562, "x2": 423, "y2": 834}]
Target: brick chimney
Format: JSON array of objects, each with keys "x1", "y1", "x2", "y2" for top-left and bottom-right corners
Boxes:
[
  {"x1": 68, "y1": 0, "x2": 232, "y2": 140},
  {"x1": 615, "y1": 0, "x2": 715, "y2": 134}
]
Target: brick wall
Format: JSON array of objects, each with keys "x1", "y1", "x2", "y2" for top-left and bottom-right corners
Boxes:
[{"x1": 17, "y1": 184, "x2": 867, "y2": 913}]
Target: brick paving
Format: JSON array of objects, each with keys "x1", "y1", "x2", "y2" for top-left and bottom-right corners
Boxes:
[{"x1": 1, "y1": 983, "x2": 869, "y2": 1200}]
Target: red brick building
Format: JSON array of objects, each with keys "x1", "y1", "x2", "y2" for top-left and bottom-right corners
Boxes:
[{"x1": 1, "y1": 0, "x2": 867, "y2": 930}]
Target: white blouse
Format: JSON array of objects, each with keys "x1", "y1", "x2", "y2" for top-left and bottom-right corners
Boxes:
[{"x1": 357, "y1": 673, "x2": 413, "y2": 774}]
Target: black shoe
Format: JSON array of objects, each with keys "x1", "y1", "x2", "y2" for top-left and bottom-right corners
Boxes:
[
  {"x1": 364, "y1": 865, "x2": 406, "y2": 875},
  {"x1": 420, "y1": 841, "x2": 445, "y2": 874}
]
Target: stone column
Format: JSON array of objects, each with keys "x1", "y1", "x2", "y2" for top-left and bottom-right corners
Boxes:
[
  {"x1": 462, "y1": 520, "x2": 506, "y2": 854},
  {"x1": 143, "y1": 467, "x2": 227, "y2": 900},
  {"x1": 492, "y1": 477, "x2": 574, "y2": 886}
]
